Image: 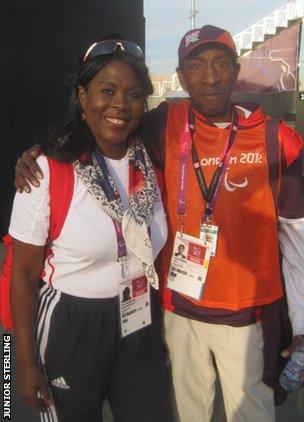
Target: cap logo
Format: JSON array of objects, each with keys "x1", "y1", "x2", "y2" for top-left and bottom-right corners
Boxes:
[{"x1": 185, "y1": 30, "x2": 200, "y2": 47}]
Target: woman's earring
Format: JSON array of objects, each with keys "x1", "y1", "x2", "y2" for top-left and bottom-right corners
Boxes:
[{"x1": 81, "y1": 111, "x2": 86, "y2": 121}]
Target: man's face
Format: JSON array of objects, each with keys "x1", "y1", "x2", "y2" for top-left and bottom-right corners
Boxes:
[
  {"x1": 177, "y1": 46, "x2": 240, "y2": 122},
  {"x1": 178, "y1": 245, "x2": 185, "y2": 254}
]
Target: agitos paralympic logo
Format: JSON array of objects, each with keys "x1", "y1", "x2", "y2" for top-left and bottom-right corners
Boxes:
[
  {"x1": 224, "y1": 170, "x2": 248, "y2": 192},
  {"x1": 199, "y1": 151, "x2": 264, "y2": 192}
]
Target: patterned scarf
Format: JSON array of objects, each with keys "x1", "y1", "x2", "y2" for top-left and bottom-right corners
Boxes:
[{"x1": 74, "y1": 139, "x2": 159, "y2": 288}]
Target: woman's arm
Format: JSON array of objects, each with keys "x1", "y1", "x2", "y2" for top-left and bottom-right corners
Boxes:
[{"x1": 11, "y1": 239, "x2": 53, "y2": 411}]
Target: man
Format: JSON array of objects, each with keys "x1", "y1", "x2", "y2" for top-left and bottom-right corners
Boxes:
[
  {"x1": 14, "y1": 25, "x2": 304, "y2": 421},
  {"x1": 154, "y1": 25, "x2": 304, "y2": 422},
  {"x1": 174, "y1": 244, "x2": 186, "y2": 259}
]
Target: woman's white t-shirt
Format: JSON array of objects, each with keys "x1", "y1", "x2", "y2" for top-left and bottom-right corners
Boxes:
[{"x1": 9, "y1": 155, "x2": 168, "y2": 298}]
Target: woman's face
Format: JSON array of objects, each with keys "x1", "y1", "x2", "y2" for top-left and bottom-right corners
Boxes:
[{"x1": 79, "y1": 60, "x2": 145, "y2": 158}]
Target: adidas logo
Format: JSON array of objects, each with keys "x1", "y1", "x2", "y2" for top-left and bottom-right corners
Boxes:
[{"x1": 51, "y1": 377, "x2": 70, "y2": 390}]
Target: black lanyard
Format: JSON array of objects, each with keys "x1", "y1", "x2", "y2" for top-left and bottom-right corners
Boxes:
[{"x1": 189, "y1": 106, "x2": 239, "y2": 220}]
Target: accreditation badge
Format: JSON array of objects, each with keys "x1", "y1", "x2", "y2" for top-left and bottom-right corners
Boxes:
[
  {"x1": 119, "y1": 272, "x2": 151, "y2": 337},
  {"x1": 167, "y1": 232, "x2": 211, "y2": 300},
  {"x1": 200, "y1": 224, "x2": 219, "y2": 257}
]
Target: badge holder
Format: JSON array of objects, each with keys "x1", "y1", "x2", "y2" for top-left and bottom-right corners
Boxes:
[
  {"x1": 167, "y1": 231, "x2": 211, "y2": 300},
  {"x1": 118, "y1": 273, "x2": 151, "y2": 338},
  {"x1": 200, "y1": 207, "x2": 219, "y2": 257}
]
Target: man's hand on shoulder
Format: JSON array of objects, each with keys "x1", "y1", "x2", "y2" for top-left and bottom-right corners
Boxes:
[{"x1": 14, "y1": 145, "x2": 42, "y2": 193}]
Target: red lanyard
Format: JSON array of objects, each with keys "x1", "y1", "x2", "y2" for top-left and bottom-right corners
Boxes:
[{"x1": 177, "y1": 105, "x2": 238, "y2": 226}]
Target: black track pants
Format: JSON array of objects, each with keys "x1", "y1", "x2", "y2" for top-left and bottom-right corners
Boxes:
[{"x1": 36, "y1": 284, "x2": 173, "y2": 422}]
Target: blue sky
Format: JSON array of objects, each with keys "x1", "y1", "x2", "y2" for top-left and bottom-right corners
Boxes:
[{"x1": 144, "y1": 0, "x2": 288, "y2": 74}]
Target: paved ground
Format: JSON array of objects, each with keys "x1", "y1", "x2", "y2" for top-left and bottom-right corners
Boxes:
[{"x1": 1, "y1": 243, "x2": 303, "y2": 421}]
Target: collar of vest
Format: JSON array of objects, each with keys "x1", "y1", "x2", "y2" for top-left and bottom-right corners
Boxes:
[{"x1": 188, "y1": 100, "x2": 266, "y2": 129}]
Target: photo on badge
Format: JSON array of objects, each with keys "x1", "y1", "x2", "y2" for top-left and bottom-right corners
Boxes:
[{"x1": 174, "y1": 243, "x2": 187, "y2": 260}]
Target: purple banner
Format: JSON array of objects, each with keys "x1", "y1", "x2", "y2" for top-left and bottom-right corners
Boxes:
[{"x1": 235, "y1": 23, "x2": 300, "y2": 93}]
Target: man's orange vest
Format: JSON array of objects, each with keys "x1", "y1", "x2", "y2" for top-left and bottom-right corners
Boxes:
[{"x1": 160, "y1": 100, "x2": 283, "y2": 311}]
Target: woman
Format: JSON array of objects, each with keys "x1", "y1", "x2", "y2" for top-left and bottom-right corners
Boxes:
[{"x1": 9, "y1": 38, "x2": 172, "y2": 422}]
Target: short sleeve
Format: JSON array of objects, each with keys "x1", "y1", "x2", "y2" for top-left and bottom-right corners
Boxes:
[
  {"x1": 9, "y1": 156, "x2": 50, "y2": 246},
  {"x1": 277, "y1": 123, "x2": 304, "y2": 335},
  {"x1": 278, "y1": 123, "x2": 304, "y2": 219}
]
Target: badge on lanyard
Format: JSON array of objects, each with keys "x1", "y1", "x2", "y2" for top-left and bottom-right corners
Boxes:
[
  {"x1": 167, "y1": 232, "x2": 211, "y2": 300},
  {"x1": 119, "y1": 273, "x2": 151, "y2": 337},
  {"x1": 200, "y1": 224, "x2": 219, "y2": 256}
]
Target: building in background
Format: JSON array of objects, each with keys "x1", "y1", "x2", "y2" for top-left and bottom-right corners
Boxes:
[
  {"x1": 232, "y1": 0, "x2": 304, "y2": 136},
  {"x1": 149, "y1": 74, "x2": 185, "y2": 109},
  {"x1": 150, "y1": 1, "x2": 304, "y2": 138}
]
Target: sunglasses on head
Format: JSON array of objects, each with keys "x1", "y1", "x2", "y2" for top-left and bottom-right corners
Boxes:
[{"x1": 83, "y1": 39, "x2": 144, "y2": 62}]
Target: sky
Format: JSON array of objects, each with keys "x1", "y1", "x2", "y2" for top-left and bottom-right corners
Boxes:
[{"x1": 144, "y1": 0, "x2": 290, "y2": 74}]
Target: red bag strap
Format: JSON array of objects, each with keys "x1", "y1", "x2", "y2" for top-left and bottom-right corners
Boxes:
[
  {"x1": 2, "y1": 234, "x2": 12, "y2": 247},
  {"x1": 47, "y1": 158, "x2": 74, "y2": 241}
]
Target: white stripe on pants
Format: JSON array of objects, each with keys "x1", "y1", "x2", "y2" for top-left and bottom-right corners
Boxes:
[
  {"x1": 37, "y1": 284, "x2": 61, "y2": 422},
  {"x1": 164, "y1": 311, "x2": 275, "y2": 422}
]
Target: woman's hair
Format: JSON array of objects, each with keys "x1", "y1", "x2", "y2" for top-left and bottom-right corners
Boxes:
[{"x1": 41, "y1": 35, "x2": 155, "y2": 163}]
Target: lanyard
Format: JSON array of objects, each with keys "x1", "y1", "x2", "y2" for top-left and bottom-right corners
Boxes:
[
  {"x1": 93, "y1": 149, "x2": 128, "y2": 262},
  {"x1": 177, "y1": 105, "x2": 238, "y2": 226},
  {"x1": 190, "y1": 107, "x2": 238, "y2": 221},
  {"x1": 177, "y1": 118, "x2": 191, "y2": 231}
]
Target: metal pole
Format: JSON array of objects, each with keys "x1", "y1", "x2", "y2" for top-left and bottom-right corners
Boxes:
[
  {"x1": 191, "y1": 0, "x2": 195, "y2": 29},
  {"x1": 189, "y1": 0, "x2": 198, "y2": 30}
]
